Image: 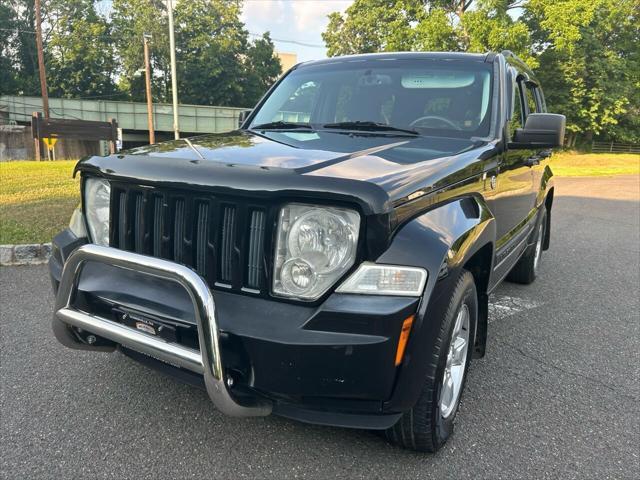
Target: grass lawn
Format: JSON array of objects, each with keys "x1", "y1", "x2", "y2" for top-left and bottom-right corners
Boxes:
[
  {"x1": 0, "y1": 160, "x2": 79, "y2": 244},
  {"x1": 0, "y1": 152, "x2": 638, "y2": 245},
  {"x1": 549, "y1": 152, "x2": 640, "y2": 177}
]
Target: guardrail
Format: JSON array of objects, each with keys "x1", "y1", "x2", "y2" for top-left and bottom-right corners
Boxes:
[{"x1": 591, "y1": 141, "x2": 640, "y2": 153}]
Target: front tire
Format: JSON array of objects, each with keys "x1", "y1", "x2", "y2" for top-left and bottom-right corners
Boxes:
[
  {"x1": 506, "y1": 206, "x2": 547, "y2": 284},
  {"x1": 385, "y1": 270, "x2": 477, "y2": 452}
]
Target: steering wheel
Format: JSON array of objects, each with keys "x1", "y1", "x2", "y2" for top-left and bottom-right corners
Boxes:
[{"x1": 409, "y1": 115, "x2": 461, "y2": 130}]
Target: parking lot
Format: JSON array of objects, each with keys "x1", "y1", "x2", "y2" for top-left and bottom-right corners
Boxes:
[{"x1": 1, "y1": 176, "x2": 638, "y2": 479}]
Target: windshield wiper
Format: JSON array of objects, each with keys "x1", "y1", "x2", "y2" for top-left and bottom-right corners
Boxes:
[
  {"x1": 322, "y1": 121, "x2": 419, "y2": 135},
  {"x1": 251, "y1": 121, "x2": 313, "y2": 130}
]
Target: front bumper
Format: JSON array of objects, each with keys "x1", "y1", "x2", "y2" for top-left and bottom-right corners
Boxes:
[
  {"x1": 50, "y1": 231, "x2": 417, "y2": 428},
  {"x1": 53, "y1": 243, "x2": 271, "y2": 417}
]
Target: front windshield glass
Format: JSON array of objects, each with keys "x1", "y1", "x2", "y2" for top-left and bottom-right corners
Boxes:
[{"x1": 249, "y1": 58, "x2": 494, "y2": 138}]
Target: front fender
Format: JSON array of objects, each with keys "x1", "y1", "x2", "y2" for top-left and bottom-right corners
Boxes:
[
  {"x1": 537, "y1": 165, "x2": 555, "y2": 207},
  {"x1": 377, "y1": 196, "x2": 495, "y2": 413}
]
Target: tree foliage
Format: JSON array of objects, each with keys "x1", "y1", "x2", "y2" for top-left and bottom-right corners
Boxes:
[
  {"x1": 2, "y1": 0, "x2": 281, "y2": 107},
  {"x1": 241, "y1": 33, "x2": 283, "y2": 106},
  {"x1": 46, "y1": 0, "x2": 118, "y2": 98},
  {"x1": 2, "y1": 0, "x2": 42, "y2": 97},
  {"x1": 323, "y1": 0, "x2": 639, "y2": 144},
  {"x1": 0, "y1": 1, "x2": 18, "y2": 95},
  {"x1": 526, "y1": 0, "x2": 639, "y2": 144},
  {"x1": 174, "y1": 0, "x2": 247, "y2": 106},
  {"x1": 111, "y1": 0, "x2": 171, "y2": 101}
]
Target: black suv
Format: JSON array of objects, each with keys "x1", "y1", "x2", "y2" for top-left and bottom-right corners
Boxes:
[{"x1": 50, "y1": 51, "x2": 565, "y2": 452}]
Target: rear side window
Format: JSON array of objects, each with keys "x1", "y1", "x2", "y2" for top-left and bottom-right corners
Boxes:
[
  {"x1": 508, "y1": 76, "x2": 525, "y2": 139},
  {"x1": 523, "y1": 82, "x2": 539, "y2": 115}
]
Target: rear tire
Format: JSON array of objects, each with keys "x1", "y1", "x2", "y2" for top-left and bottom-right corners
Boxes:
[
  {"x1": 385, "y1": 270, "x2": 477, "y2": 452},
  {"x1": 506, "y1": 206, "x2": 547, "y2": 285}
]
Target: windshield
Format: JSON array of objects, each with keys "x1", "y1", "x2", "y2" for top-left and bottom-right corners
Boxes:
[{"x1": 249, "y1": 58, "x2": 494, "y2": 138}]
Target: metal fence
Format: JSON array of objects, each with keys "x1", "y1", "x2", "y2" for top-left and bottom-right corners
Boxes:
[{"x1": 591, "y1": 141, "x2": 640, "y2": 153}]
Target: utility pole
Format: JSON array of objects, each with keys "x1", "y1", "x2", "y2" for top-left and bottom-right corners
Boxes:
[
  {"x1": 167, "y1": 0, "x2": 180, "y2": 139},
  {"x1": 34, "y1": 0, "x2": 49, "y2": 161},
  {"x1": 143, "y1": 34, "x2": 155, "y2": 144},
  {"x1": 34, "y1": 0, "x2": 49, "y2": 119}
]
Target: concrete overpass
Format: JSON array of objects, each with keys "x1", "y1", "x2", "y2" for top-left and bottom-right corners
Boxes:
[{"x1": 0, "y1": 95, "x2": 248, "y2": 146}]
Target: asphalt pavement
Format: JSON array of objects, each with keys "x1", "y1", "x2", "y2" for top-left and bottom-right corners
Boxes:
[{"x1": 1, "y1": 176, "x2": 639, "y2": 479}]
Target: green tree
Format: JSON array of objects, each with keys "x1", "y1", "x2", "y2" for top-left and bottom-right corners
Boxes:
[
  {"x1": 323, "y1": 0, "x2": 638, "y2": 144},
  {"x1": 526, "y1": 0, "x2": 639, "y2": 145},
  {"x1": 323, "y1": 1, "x2": 428, "y2": 56},
  {"x1": 463, "y1": 1, "x2": 536, "y2": 67},
  {"x1": 323, "y1": 1, "x2": 532, "y2": 63},
  {"x1": 111, "y1": 0, "x2": 170, "y2": 101},
  {"x1": 6, "y1": 0, "x2": 41, "y2": 96},
  {"x1": 241, "y1": 33, "x2": 282, "y2": 107},
  {"x1": 174, "y1": 0, "x2": 247, "y2": 106},
  {"x1": 0, "y1": 1, "x2": 19, "y2": 95},
  {"x1": 46, "y1": 0, "x2": 118, "y2": 98}
]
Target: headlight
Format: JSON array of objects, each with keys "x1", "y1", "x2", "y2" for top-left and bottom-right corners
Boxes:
[
  {"x1": 84, "y1": 177, "x2": 111, "y2": 246},
  {"x1": 336, "y1": 263, "x2": 427, "y2": 296},
  {"x1": 68, "y1": 205, "x2": 87, "y2": 238},
  {"x1": 273, "y1": 203, "x2": 360, "y2": 300}
]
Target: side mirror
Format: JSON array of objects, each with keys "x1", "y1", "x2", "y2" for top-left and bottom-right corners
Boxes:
[
  {"x1": 238, "y1": 109, "x2": 252, "y2": 128},
  {"x1": 510, "y1": 113, "x2": 566, "y2": 149}
]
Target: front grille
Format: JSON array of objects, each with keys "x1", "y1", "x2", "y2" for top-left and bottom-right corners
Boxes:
[{"x1": 109, "y1": 184, "x2": 270, "y2": 294}]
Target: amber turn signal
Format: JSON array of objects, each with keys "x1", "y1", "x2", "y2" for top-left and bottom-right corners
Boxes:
[{"x1": 395, "y1": 315, "x2": 415, "y2": 366}]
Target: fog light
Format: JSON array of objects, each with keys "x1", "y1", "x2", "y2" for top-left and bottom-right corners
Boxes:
[{"x1": 280, "y1": 258, "x2": 317, "y2": 294}]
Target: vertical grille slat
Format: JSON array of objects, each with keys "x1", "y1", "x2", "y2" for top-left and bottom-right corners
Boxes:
[
  {"x1": 153, "y1": 196, "x2": 163, "y2": 257},
  {"x1": 247, "y1": 210, "x2": 265, "y2": 289},
  {"x1": 195, "y1": 203, "x2": 209, "y2": 276},
  {"x1": 111, "y1": 186, "x2": 269, "y2": 295},
  {"x1": 220, "y1": 205, "x2": 236, "y2": 283},
  {"x1": 118, "y1": 192, "x2": 127, "y2": 249},
  {"x1": 134, "y1": 194, "x2": 144, "y2": 253},
  {"x1": 173, "y1": 199, "x2": 185, "y2": 263}
]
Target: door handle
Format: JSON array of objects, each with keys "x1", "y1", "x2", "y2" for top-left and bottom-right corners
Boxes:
[
  {"x1": 526, "y1": 148, "x2": 552, "y2": 167},
  {"x1": 525, "y1": 156, "x2": 540, "y2": 167}
]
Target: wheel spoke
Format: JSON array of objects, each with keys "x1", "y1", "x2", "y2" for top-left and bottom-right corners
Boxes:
[
  {"x1": 452, "y1": 309, "x2": 463, "y2": 338},
  {"x1": 440, "y1": 302, "x2": 471, "y2": 419},
  {"x1": 441, "y1": 369, "x2": 454, "y2": 412},
  {"x1": 452, "y1": 337, "x2": 467, "y2": 365}
]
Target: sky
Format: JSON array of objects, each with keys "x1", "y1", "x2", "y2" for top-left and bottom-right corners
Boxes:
[
  {"x1": 241, "y1": 0, "x2": 354, "y2": 62},
  {"x1": 95, "y1": 0, "x2": 354, "y2": 63}
]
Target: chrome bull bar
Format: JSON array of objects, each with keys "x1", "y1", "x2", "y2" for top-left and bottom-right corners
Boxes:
[{"x1": 52, "y1": 244, "x2": 271, "y2": 417}]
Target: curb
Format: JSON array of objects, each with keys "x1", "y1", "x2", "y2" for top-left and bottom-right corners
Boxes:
[{"x1": 0, "y1": 243, "x2": 52, "y2": 266}]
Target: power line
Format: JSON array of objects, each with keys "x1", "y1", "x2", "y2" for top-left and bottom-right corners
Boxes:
[
  {"x1": 248, "y1": 32, "x2": 324, "y2": 48},
  {"x1": 1, "y1": 26, "x2": 325, "y2": 49}
]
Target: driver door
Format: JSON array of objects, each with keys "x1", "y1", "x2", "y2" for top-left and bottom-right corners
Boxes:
[{"x1": 485, "y1": 69, "x2": 537, "y2": 260}]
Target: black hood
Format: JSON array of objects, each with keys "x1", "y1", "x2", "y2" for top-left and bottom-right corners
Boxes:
[{"x1": 76, "y1": 130, "x2": 497, "y2": 214}]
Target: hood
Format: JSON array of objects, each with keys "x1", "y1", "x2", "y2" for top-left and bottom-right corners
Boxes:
[{"x1": 77, "y1": 130, "x2": 497, "y2": 210}]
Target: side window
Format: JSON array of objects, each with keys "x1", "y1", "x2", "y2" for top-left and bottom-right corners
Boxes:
[
  {"x1": 509, "y1": 76, "x2": 524, "y2": 139},
  {"x1": 535, "y1": 87, "x2": 547, "y2": 112},
  {"x1": 523, "y1": 82, "x2": 538, "y2": 115},
  {"x1": 274, "y1": 81, "x2": 320, "y2": 123}
]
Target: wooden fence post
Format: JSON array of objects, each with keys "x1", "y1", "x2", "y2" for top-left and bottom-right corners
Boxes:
[{"x1": 31, "y1": 112, "x2": 41, "y2": 161}]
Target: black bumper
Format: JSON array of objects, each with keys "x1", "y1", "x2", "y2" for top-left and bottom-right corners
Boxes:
[{"x1": 50, "y1": 230, "x2": 419, "y2": 429}]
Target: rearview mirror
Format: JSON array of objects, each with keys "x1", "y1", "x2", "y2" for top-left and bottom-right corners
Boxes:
[{"x1": 510, "y1": 113, "x2": 566, "y2": 149}]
